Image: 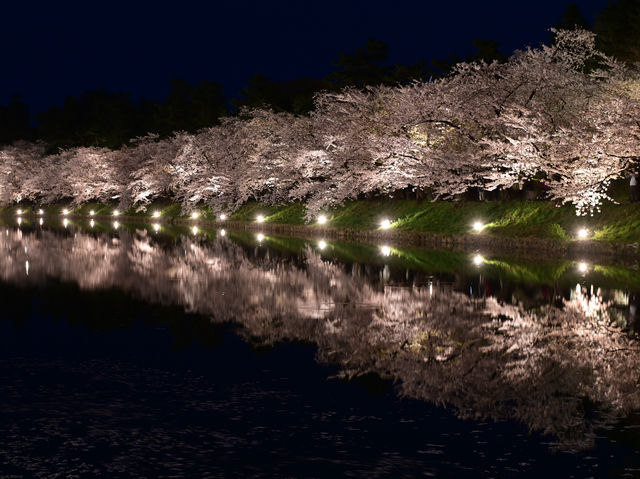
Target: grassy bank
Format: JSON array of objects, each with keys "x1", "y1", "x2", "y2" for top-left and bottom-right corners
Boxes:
[{"x1": 3, "y1": 198, "x2": 640, "y2": 244}]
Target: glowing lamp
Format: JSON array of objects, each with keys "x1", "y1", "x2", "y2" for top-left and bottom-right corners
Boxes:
[
  {"x1": 89, "y1": 210, "x2": 95, "y2": 216},
  {"x1": 256, "y1": 215, "x2": 265, "y2": 223},
  {"x1": 219, "y1": 213, "x2": 227, "y2": 221},
  {"x1": 38, "y1": 209, "x2": 44, "y2": 215},
  {"x1": 62, "y1": 209, "x2": 69, "y2": 215},
  {"x1": 317, "y1": 215, "x2": 327, "y2": 225},
  {"x1": 113, "y1": 210, "x2": 120, "y2": 216},
  {"x1": 473, "y1": 221, "x2": 484, "y2": 232},
  {"x1": 379, "y1": 219, "x2": 392, "y2": 230},
  {"x1": 191, "y1": 212, "x2": 199, "y2": 219},
  {"x1": 153, "y1": 211, "x2": 161, "y2": 218},
  {"x1": 577, "y1": 228, "x2": 589, "y2": 239},
  {"x1": 380, "y1": 245, "x2": 392, "y2": 256},
  {"x1": 16, "y1": 209, "x2": 22, "y2": 215},
  {"x1": 318, "y1": 240, "x2": 327, "y2": 250},
  {"x1": 473, "y1": 254, "x2": 484, "y2": 266}
]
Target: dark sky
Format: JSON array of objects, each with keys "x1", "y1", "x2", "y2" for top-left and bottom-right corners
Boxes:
[{"x1": 0, "y1": 0, "x2": 608, "y2": 111}]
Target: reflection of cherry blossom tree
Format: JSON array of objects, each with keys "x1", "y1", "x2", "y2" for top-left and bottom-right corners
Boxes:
[{"x1": 0, "y1": 227, "x2": 638, "y2": 449}]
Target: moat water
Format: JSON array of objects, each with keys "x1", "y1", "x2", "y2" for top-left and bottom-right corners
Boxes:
[{"x1": 1, "y1": 218, "x2": 639, "y2": 477}]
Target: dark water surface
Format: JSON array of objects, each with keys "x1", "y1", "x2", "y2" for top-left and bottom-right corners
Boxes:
[{"x1": 1, "y1": 219, "x2": 640, "y2": 477}]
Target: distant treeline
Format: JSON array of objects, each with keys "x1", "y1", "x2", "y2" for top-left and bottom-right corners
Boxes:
[{"x1": 1, "y1": 1, "x2": 637, "y2": 151}]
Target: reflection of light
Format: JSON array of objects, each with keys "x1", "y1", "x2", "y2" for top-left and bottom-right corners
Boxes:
[
  {"x1": 256, "y1": 215, "x2": 265, "y2": 223},
  {"x1": 219, "y1": 213, "x2": 227, "y2": 221},
  {"x1": 25, "y1": 260, "x2": 29, "y2": 276},
  {"x1": 318, "y1": 240, "x2": 327, "y2": 250},
  {"x1": 39, "y1": 218, "x2": 43, "y2": 226},
  {"x1": 90, "y1": 219, "x2": 95, "y2": 228},
  {"x1": 113, "y1": 210, "x2": 120, "y2": 216},
  {"x1": 380, "y1": 218, "x2": 392, "y2": 229},
  {"x1": 318, "y1": 215, "x2": 327, "y2": 225},
  {"x1": 153, "y1": 223, "x2": 160, "y2": 232},
  {"x1": 577, "y1": 228, "x2": 589, "y2": 239},
  {"x1": 191, "y1": 212, "x2": 199, "y2": 219},
  {"x1": 89, "y1": 210, "x2": 95, "y2": 216},
  {"x1": 473, "y1": 221, "x2": 484, "y2": 232},
  {"x1": 113, "y1": 221, "x2": 119, "y2": 229},
  {"x1": 380, "y1": 245, "x2": 391, "y2": 256},
  {"x1": 38, "y1": 209, "x2": 44, "y2": 215},
  {"x1": 578, "y1": 261, "x2": 588, "y2": 273},
  {"x1": 219, "y1": 229, "x2": 226, "y2": 237},
  {"x1": 17, "y1": 217, "x2": 22, "y2": 225},
  {"x1": 257, "y1": 233, "x2": 265, "y2": 242},
  {"x1": 63, "y1": 218, "x2": 68, "y2": 228},
  {"x1": 62, "y1": 209, "x2": 69, "y2": 215},
  {"x1": 16, "y1": 209, "x2": 22, "y2": 215},
  {"x1": 192, "y1": 226, "x2": 199, "y2": 235},
  {"x1": 153, "y1": 211, "x2": 161, "y2": 218},
  {"x1": 473, "y1": 254, "x2": 484, "y2": 266}
]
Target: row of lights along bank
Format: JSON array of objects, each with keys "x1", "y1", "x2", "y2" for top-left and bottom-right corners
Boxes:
[
  {"x1": 14, "y1": 208, "x2": 229, "y2": 222},
  {"x1": 254, "y1": 213, "x2": 592, "y2": 241},
  {"x1": 11, "y1": 211, "x2": 596, "y2": 277},
  {"x1": 13, "y1": 208, "x2": 593, "y2": 240}
]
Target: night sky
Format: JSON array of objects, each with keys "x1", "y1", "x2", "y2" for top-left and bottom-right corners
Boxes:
[{"x1": 1, "y1": 0, "x2": 608, "y2": 110}]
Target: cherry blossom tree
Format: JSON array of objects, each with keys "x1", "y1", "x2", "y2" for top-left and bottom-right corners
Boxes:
[{"x1": 0, "y1": 29, "x2": 638, "y2": 217}]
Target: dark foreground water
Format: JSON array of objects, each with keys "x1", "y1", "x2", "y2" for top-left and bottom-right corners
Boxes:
[{"x1": 1, "y1": 219, "x2": 640, "y2": 477}]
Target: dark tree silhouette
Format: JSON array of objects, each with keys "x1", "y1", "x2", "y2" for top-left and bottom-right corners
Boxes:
[
  {"x1": 328, "y1": 39, "x2": 425, "y2": 88},
  {"x1": 0, "y1": 94, "x2": 33, "y2": 145},
  {"x1": 233, "y1": 74, "x2": 327, "y2": 114},
  {"x1": 594, "y1": 0, "x2": 640, "y2": 64},
  {"x1": 430, "y1": 38, "x2": 506, "y2": 77}
]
